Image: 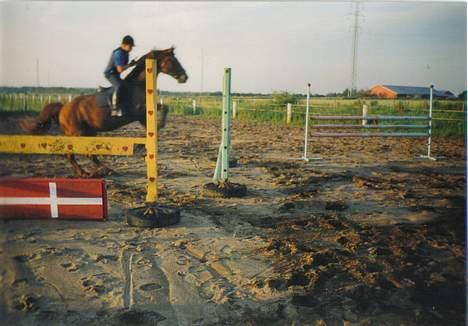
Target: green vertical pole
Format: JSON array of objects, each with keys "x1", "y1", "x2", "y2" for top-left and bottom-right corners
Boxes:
[
  {"x1": 427, "y1": 85, "x2": 433, "y2": 158},
  {"x1": 213, "y1": 68, "x2": 231, "y2": 183}
]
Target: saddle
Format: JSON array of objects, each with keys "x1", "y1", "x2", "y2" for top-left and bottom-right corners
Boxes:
[{"x1": 95, "y1": 86, "x2": 114, "y2": 108}]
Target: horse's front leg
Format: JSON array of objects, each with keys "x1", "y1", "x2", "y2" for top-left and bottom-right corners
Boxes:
[
  {"x1": 67, "y1": 154, "x2": 91, "y2": 177},
  {"x1": 157, "y1": 104, "x2": 169, "y2": 129},
  {"x1": 139, "y1": 104, "x2": 169, "y2": 129}
]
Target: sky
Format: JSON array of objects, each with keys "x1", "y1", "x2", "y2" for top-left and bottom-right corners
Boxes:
[{"x1": 0, "y1": 1, "x2": 466, "y2": 94}]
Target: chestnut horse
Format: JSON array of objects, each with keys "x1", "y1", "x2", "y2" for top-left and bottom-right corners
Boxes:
[{"x1": 20, "y1": 48, "x2": 188, "y2": 177}]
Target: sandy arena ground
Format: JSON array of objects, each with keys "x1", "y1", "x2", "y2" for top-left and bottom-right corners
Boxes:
[{"x1": 0, "y1": 114, "x2": 466, "y2": 325}]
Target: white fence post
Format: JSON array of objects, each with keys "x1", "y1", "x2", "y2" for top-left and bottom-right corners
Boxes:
[
  {"x1": 287, "y1": 103, "x2": 292, "y2": 124},
  {"x1": 427, "y1": 85, "x2": 434, "y2": 159},
  {"x1": 362, "y1": 104, "x2": 368, "y2": 126},
  {"x1": 303, "y1": 83, "x2": 311, "y2": 161},
  {"x1": 192, "y1": 99, "x2": 197, "y2": 114},
  {"x1": 233, "y1": 100, "x2": 238, "y2": 118}
]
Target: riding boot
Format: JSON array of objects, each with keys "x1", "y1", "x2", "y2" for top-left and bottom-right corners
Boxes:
[{"x1": 111, "y1": 92, "x2": 123, "y2": 117}]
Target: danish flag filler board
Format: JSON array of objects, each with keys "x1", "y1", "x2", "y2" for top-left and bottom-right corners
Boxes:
[{"x1": 0, "y1": 178, "x2": 107, "y2": 220}]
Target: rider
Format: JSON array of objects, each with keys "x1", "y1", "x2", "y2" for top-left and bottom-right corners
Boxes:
[{"x1": 104, "y1": 35, "x2": 137, "y2": 116}]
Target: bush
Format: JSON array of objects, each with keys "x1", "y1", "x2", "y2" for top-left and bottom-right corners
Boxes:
[{"x1": 272, "y1": 91, "x2": 299, "y2": 105}]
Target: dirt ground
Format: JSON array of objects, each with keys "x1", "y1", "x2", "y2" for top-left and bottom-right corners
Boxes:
[{"x1": 0, "y1": 114, "x2": 465, "y2": 325}]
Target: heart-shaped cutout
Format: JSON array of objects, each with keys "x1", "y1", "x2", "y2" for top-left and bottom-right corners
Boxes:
[
  {"x1": 148, "y1": 110, "x2": 154, "y2": 116},
  {"x1": 122, "y1": 146, "x2": 129, "y2": 151},
  {"x1": 149, "y1": 177, "x2": 156, "y2": 182},
  {"x1": 148, "y1": 132, "x2": 154, "y2": 137},
  {"x1": 147, "y1": 89, "x2": 153, "y2": 94}
]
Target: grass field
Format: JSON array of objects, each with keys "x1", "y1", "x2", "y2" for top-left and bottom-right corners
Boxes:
[{"x1": 0, "y1": 93, "x2": 465, "y2": 137}]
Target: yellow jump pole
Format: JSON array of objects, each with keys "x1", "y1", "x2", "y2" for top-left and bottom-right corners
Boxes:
[
  {"x1": 145, "y1": 58, "x2": 158, "y2": 204},
  {"x1": 129, "y1": 57, "x2": 180, "y2": 227}
]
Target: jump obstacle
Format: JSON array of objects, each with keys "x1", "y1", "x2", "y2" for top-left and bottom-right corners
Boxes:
[
  {"x1": 301, "y1": 84, "x2": 437, "y2": 161},
  {"x1": 0, "y1": 178, "x2": 107, "y2": 220},
  {"x1": 0, "y1": 59, "x2": 180, "y2": 227},
  {"x1": 204, "y1": 68, "x2": 247, "y2": 198}
]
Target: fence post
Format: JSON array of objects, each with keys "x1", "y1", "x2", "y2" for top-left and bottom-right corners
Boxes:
[
  {"x1": 233, "y1": 100, "x2": 238, "y2": 118},
  {"x1": 303, "y1": 84, "x2": 311, "y2": 161},
  {"x1": 68, "y1": 95, "x2": 72, "y2": 102},
  {"x1": 287, "y1": 103, "x2": 292, "y2": 124},
  {"x1": 427, "y1": 85, "x2": 433, "y2": 159},
  {"x1": 192, "y1": 99, "x2": 197, "y2": 114},
  {"x1": 160, "y1": 97, "x2": 163, "y2": 105},
  {"x1": 418, "y1": 85, "x2": 436, "y2": 160},
  {"x1": 362, "y1": 104, "x2": 368, "y2": 126}
]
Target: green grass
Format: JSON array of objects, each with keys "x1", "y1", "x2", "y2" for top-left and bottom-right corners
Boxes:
[{"x1": 0, "y1": 93, "x2": 77, "y2": 112}]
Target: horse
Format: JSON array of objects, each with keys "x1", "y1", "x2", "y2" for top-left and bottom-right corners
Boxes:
[{"x1": 20, "y1": 47, "x2": 188, "y2": 177}]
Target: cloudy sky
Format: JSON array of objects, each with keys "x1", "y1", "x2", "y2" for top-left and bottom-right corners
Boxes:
[{"x1": 0, "y1": 1, "x2": 466, "y2": 94}]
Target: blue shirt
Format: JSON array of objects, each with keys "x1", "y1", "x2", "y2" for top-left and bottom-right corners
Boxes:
[{"x1": 104, "y1": 48, "x2": 129, "y2": 76}]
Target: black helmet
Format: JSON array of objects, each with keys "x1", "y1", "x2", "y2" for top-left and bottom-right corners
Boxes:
[{"x1": 122, "y1": 35, "x2": 135, "y2": 46}]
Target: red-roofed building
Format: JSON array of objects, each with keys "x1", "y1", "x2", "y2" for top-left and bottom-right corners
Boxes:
[{"x1": 370, "y1": 85, "x2": 456, "y2": 99}]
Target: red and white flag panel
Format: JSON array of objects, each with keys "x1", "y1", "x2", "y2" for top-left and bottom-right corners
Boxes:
[{"x1": 0, "y1": 178, "x2": 107, "y2": 220}]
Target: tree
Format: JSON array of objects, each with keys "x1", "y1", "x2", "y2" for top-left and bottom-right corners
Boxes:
[
  {"x1": 458, "y1": 90, "x2": 467, "y2": 100},
  {"x1": 271, "y1": 91, "x2": 299, "y2": 105}
]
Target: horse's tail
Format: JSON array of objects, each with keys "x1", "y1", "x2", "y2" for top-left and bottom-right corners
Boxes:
[{"x1": 19, "y1": 102, "x2": 63, "y2": 134}]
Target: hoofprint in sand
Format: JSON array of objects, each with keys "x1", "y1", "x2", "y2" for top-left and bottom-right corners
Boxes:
[{"x1": 0, "y1": 115, "x2": 465, "y2": 325}]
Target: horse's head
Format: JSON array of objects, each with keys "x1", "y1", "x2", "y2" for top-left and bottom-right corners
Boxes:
[
  {"x1": 156, "y1": 47, "x2": 188, "y2": 83},
  {"x1": 127, "y1": 47, "x2": 189, "y2": 84}
]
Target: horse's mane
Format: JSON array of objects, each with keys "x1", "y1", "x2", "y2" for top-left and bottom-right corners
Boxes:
[{"x1": 125, "y1": 47, "x2": 175, "y2": 81}]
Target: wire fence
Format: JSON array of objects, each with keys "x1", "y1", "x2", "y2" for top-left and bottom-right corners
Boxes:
[{"x1": 161, "y1": 96, "x2": 466, "y2": 137}]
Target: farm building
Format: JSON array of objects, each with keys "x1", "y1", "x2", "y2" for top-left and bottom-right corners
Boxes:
[{"x1": 370, "y1": 85, "x2": 457, "y2": 99}]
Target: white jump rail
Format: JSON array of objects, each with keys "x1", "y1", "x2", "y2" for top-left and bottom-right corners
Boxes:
[{"x1": 302, "y1": 84, "x2": 437, "y2": 161}]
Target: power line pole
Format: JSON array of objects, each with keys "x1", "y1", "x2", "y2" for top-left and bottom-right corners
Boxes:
[
  {"x1": 200, "y1": 48, "x2": 204, "y2": 94},
  {"x1": 349, "y1": 2, "x2": 360, "y2": 97},
  {"x1": 36, "y1": 57, "x2": 40, "y2": 87}
]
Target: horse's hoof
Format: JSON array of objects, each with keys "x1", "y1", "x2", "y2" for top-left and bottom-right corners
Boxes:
[
  {"x1": 74, "y1": 170, "x2": 92, "y2": 178},
  {"x1": 96, "y1": 168, "x2": 110, "y2": 176},
  {"x1": 101, "y1": 167, "x2": 117, "y2": 176},
  {"x1": 92, "y1": 167, "x2": 115, "y2": 177}
]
